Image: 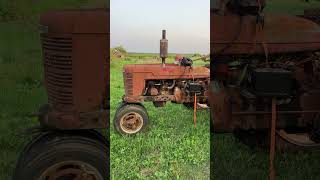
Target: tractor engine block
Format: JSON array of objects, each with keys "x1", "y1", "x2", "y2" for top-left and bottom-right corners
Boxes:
[
  {"x1": 211, "y1": 52, "x2": 320, "y2": 137},
  {"x1": 145, "y1": 79, "x2": 209, "y2": 106}
]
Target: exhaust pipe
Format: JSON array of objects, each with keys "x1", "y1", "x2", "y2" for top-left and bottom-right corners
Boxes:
[{"x1": 160, "y1": 29, "x2": 168, "y2": 67}]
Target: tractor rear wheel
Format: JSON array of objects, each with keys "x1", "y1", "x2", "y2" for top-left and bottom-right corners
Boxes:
[
  {"x1": 114, "y1": 103, "x2": 148, "y2": 135},
  {"x1": 13, "y1": 131, "x2": 108, "y2": 180},
  {"x1": 233, "y1": 129, "x2": 320, "y2": 151}
]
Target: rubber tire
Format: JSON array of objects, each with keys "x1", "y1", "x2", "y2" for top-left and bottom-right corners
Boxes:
[
  {"x1": 13, "y1": 132, "x2": 108, "y2": 180},
  {"x1": 113, "y1": 104, "x2": 148, "y2": 135},
  {"x1": 114, "y1": 101, "x2": 127, "y2": 115}
]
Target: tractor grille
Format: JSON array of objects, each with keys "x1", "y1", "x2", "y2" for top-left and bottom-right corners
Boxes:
[
  {"x1": 41, "y1": 34, "x2": 73, "y2": 110},
  {"x1": 124, "y1": 72, "x2": 133, "y2": 96}
]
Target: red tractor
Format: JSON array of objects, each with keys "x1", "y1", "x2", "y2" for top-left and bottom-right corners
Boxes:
[
  {"x1": 113, "y1": 30, "x2": 210, "y2": 135},
  {"x1": 13, "y1": 9, "x2": 109, "y2": 179},
  {"x1": 210, "y1": 0, "x2": 320, "y2": 155},
  {"x1": 210, "y1": 0, "x2": 320, "y2": 177}
]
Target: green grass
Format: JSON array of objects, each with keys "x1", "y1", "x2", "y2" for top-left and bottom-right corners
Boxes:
[
  {"x1": 0, "y1": 17, "x2": 209, "y2": 180},
  {"x1": 0, "y1": 1, "x2": 105, "y2": 179},
  {"x1": 0, "y1": 0, "x2": 107, "y2": 23},
  {"x1": 0, "y1": 21, "x2": 46, "y2": 180},
  {"x1": 2, "y1": 0, "x2": 320, "y2": 179},
  {"x1": 213, "y1": 0, "x2": 320, "y2": 180},
  {"x1": 212, "y1": 134, "x2": 320, "y2": 180},
  {"x1": 110, "y1": 58, "x2": 210, "y2": 179},
  {"x1": 265, "y1": 0, "x2": 320, "y2": 15}
]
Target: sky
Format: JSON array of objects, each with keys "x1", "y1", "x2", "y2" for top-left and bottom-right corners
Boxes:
[{"x1": 111, "y1": 0, "x2": 210, "y2": 54}]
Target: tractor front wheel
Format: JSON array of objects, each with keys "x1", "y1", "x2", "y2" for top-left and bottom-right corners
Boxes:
[
  {"x1": 13, "y1": 131, "x2": 108, "y2": 180},
  {"x1": 114, "y1": 103, "x2": 148, "y2": 135}
]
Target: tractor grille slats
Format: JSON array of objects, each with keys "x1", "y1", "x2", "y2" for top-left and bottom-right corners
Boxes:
[
  {"x1": 124, "y1": 72, "x2": 133, "y2": 95},
  {"x1": 47, "y1": 88, "x2": 72, "y2": 97},
  {"x1": 46, "y1": 79, "x2": 72, "y2": 88},
  {"x1": 42, "y1": 34, "x2": 73, "y2": 109},
  {"x1": 43, "y1": 43, "x2": 72, "y2": 51},
  {"x1": 42, "y1": 36, "x2": 72, "y2": 52},
  {"x1": 45, "y1": 67, "x2": 72, "y2": 77}
]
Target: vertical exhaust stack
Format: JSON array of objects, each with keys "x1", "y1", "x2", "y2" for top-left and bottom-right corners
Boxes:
[{"x1": 160, "y1": 30, "x2": 168, "y2": 67}]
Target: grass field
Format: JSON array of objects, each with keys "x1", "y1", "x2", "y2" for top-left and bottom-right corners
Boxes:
[
  {"x1": 110, "y1": 56, "x2": 210, "y2": 179},
  {"x1": 1, "y1": 0, "x2": 320, "y2": 179},
  {"x1": 0, "y1": 10, "x2": 210, "y2": 180},
  {"x1": 265, "y1": 0, "x2": 320, "y2": 15},
  {"x1": 213, "y1": 0, "x2": 320, "y2": 180},
  {"x1": 0, "y1": 21, "x2": 45, "y2": 180},
  {"x1": 0, "y1": 1, "x2": 105, "y2": 179}
]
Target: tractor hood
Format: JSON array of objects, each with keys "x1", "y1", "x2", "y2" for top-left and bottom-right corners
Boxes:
[
  {"x1": 40, "y1": 8, "x2": 108, "y2": 34},
  {"x1": 123, "y1": 64, "x2": 210, "y2": 79},
  {"x1": 211, "y1": 14, "x2": 320, "y2": 56}
]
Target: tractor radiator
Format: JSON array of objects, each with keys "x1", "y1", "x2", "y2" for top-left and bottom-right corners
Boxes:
[
  {"x1": 124, "y1": 72, "x2": 133, "y2": 96},
  {"x1": 42, "y1": 34, "x2": 74, "y2": 111}
]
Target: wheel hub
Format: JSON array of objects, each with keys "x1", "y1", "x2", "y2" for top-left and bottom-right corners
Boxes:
[
  {"x1": 38, "y1": 161, "x2": 103, "y2": 180},
  {"x1": 120, "y1": 112, "x2": 143, "y2": 134}
]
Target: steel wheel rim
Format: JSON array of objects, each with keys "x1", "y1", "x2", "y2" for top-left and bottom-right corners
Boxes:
[
  {"x1": 38, "y1": 160, "x2": 103, "y2": 180},
  {"x1": 119, "y1": 112, "x2": 144, "y2": 134}
]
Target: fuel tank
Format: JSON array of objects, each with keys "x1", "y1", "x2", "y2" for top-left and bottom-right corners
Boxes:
[{"x1": 211, "y1": 14, "x2": 320, "y2": 56}]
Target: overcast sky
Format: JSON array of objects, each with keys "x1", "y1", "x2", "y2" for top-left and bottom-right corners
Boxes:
[{"x1": 111, "y1": 0, "x2": 209, "y2": 54}]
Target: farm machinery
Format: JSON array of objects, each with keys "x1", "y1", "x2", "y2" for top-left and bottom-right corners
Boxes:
[
  {"x1": 13, "y1": 9, "x2": 109, "y2": 179},
  {"x1": 210, "y1": 0, "x2": 320, "y2": 179},
  {"x1": 113, "y1": 30, "x2": 210, "y2": 135}
]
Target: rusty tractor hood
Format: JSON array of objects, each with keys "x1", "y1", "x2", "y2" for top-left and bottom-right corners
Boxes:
[
  {"x1": 211, "y1": 14, "x2": 320, "y2": 56},
  {"x1": 39, "y1": 9, "x2": 109, "y2": 129},
  {"x1": 40, "y1": 8, "x2": 108, "y2": 34},
  {"x1": 123, "y1": 64, "x2": 210, "y2": 79}
]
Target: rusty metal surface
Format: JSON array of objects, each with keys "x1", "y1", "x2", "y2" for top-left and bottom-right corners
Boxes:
[
  {"x1": 300, "y1": 90, "x2": 320, "y2": 127},
  {"x1": 211, "y1": 14, "x2": 320, "y2": 57},
  {"x1": 122, "y1": 30, "x2": 210, "y2": 107},
  {"x1": 208, "y1": 82, "x2": 232, "y2": 132},
  {"x1": 123, "y1": 64, "x2": 210, "y2": 102},
  {"x1": 209, "y1": 84, "x2": 320, "y2": 131},
  {"x1": 119, "y1": 112, "x2": 144, "y2": 134},
  {"x1": 124, "y1": 94, "x2": 208, "y2": 104},
  {"x1": 40, "y1": 8, "x2": 108, "y2": 34},
  {"x1": 210, "y1": 9, "x2": 320, "y2": 133},
  {"x1": 39, "y1": 9, "x2": 109, "y2": 129}
]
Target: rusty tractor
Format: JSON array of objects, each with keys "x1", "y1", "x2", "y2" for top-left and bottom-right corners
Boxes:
[
  {"x1": 113, "y1": 30, "x2": 210, "y2": 135},
  {"x1": 210, "y1": 0, "x2": 320, "y2": 177},
  {"x1": 211, "y1": 0, "x2": 320, "y2": 166},
  {"x1": 13, "y1": 9, "x2": 109, "y2": 180}
]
